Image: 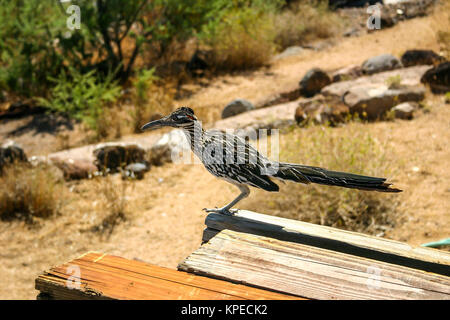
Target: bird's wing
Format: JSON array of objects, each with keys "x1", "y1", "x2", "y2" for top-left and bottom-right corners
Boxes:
[{"x1": 202, "y1": 130, "x2": 279, "y2": 192}]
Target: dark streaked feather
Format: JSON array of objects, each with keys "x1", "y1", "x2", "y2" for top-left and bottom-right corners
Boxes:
[{"x1": 275, "y1": 163, "x2": 402, "y2": 193}]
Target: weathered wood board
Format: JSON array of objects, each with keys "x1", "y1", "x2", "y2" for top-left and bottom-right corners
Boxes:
[
  {"x1": 35, "y1": 251, "x2": 300, "y2": 300},
  {"x1": 180, "y1": 229, "x2": 450, "y2": 300},
  {"x1": 203, "y1": 210, "x2": 450, "y2": 276}
]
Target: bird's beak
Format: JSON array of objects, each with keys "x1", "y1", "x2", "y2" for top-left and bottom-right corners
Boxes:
[{"x1": 141, "y1": 116, "x2": 171, "y2": 131}]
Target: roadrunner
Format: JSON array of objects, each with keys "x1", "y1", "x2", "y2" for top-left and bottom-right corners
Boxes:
[{"x1": 142, "y1": 107, "x2": 401, "y2": 215}]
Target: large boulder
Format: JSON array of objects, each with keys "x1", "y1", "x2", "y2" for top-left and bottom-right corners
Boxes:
[
  {"x1": 215, "y1": 99, "x2": 301, "y2": 137},
  {"x1": 221, "y1": 99, "x2": 255, "y2": 119},
  {"x1": 420, "y1": 62, "x2": 450, "y2": 94},
  {"x1": 299, "y1": 68, "x2": 332, "y2": 98},
  {"x1": 321, "y1": 65, "x2": 431, "y2": 98},
  {"x1": 94, "y1": 143, "x2": 146, "y2": 172},
  {"x1": 401, "y1": 49, "x2": 446, "y2": 67},
  {"x1": 343, "y1": 85, "x2": 425, "y2": 120},
  {"x1": 362, "y1": 54, "x2": 403, "y2": 75},
  {"x1": 0, "y1": 140, "x2": 28, "y2": 172}
]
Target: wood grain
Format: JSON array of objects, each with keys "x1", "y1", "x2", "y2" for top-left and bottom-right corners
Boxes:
[
  {"x1": 203, "y1": 210, "x2": 450, "y2": 276},
  {"x1": 180, "y1": 229, "x2": 450, "y2": 300},
  {"x1": 35, "y1": 251, "x2": 300, "y2": 300}
]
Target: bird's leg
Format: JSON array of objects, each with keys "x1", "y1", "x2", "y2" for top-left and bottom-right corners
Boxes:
[{"x1": 203, "y1": 185, "x2": 250, "y2": 215}]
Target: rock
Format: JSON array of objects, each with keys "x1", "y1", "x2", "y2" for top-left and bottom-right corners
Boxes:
[
  {"x1": 330, "y1": 0, "x2": 381, "y2": 8},
  {"x1": 0, "y1": 100, "x2": 45, "y2": 120},
  {"x1": 343, "y1": 28, "x2": 360, "y2": 38},
  {"x1": 273, "y1": 46, "x2": 304, "y2": 61},
  {"x1": 94, "y1": 143, "x2": 146, "y2": 172},
  {"x1": 221, "y1": 99, "x2": 255, "y2": 119},
  {"x1": 331, "y1": 64, "x2": 363, "y2": 82},
  {"x1": 322, "y1": 65, "x2": 431, "y2": 98},
  {"x1": 295, "y1": 97, "x2": 349, "y2": 126},
  {"x1": 401, "y1": 50, "x2": 446, "y2": 67},
  {"x1": 343, "y1": 85, "x2": 425, "y2": 120},
  {"x1": 362, "y1": 54, "x2": 403, "y2": 75},
  {"x1": 391, "y1": 102, "x2": 418, "y2": 120},
  {"x1": 123, "y1": 162, "x2": 150, "y2": 180},
  {"x1": 388, "y1": 0, "x2": 436, "y2": 19},
  {"x1": 149, "y1": 129, "x2": 191, "y2": 165},
  {"x1": 299, "y1": 68, "x2": 332, "y2": 98},
  {"x1": 51, "y1": 157, "x2": 98, "y2": 180},
  {"x1": 215, "y1": 99, "x2": 302, "y2": 136},
  {"x1": 420, "y1": 62, "x2": 450, "y2": 94},
  {"x1": 0, "y1": 140, "x2": 28, "y2": 172},
  {"x1": 256, "y1": 88, "x2": 301, "y2": 108},
  {"x1": 186, "y1": 49, "x2": 213, "y2": 76}
]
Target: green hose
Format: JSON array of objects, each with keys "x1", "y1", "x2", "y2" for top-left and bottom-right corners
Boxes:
[{"x1": 421, "y1": 238, "x2": 450, "y2": 248}]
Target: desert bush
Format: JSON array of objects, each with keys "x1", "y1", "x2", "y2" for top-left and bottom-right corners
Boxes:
[
  {"x1": 200, "y1": 0, "x2": 282, "y2": 71},
  {"x1": 91, "y1": 176, "x2": 131, "y2": 237},
  {"x1": 247, "y1": 124, "x2": 399, "y2": 235},
  {"x1": 432, "y1": 0, "x2": 450, "y2": 59},
  {"x1": 274, "y1": 0, "x2": 342, "y2": 50},
  {"x1": 0, "y1": 163, "x2": 62, "y2": 222}
]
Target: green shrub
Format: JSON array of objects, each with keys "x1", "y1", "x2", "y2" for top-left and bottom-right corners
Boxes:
[
  {"x1": 38, "y1": 67, "x2": 121, "y2": 138},
  {"x1": 0, "y1": 0, "x2": 218, "y2": 98},
  {"x1": 0, "y1": 1, "x2": 65, "y2": 97}
]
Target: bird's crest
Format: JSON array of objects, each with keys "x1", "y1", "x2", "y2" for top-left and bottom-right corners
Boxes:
[{"x1": 177, "y1": 106, "x2": 195, "y2": 115}]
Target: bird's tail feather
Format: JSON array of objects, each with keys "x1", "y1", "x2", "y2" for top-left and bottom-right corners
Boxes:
[{"x1": 274, "y1": 162, "x2": 402, "y2": 193}]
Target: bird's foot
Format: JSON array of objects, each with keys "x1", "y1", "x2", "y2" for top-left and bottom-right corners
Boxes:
[{"x1": 202, "y1": 207, "x2": 237, "y2": 216}]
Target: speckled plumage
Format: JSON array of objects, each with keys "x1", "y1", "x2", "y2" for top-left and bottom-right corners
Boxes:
[{"x1": 142, "y1": 107, "x2": 402, "y2": 215}]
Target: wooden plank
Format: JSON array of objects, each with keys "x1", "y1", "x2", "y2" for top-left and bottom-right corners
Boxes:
[
  {"x1": 180, "y1": 229, "x2": 450, "y2": 300},
  {"x1": 35, "y1": 251, "x2": 301, "y2": 300},
  {"x1": 203, "y1": 210, "x2": 450, "y2": 276}
]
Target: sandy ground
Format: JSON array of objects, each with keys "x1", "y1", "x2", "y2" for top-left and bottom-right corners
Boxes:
[{"x1": 0, "y1": 13, "x2": 449, "y2": 299}]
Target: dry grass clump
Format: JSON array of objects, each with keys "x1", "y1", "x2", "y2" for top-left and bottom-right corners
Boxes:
[
  {"x1": 274, "y1": 1, "x2": 343, "y2": 50},
  {"x1": 433, "y1": 0, "x2": 450, "y2": 59},
  {"x1": 129, "y1": 85, "x2": 175, "y2": 134},
  {"x1": 203, "y1": 1, "x2": 344, "y2": 71},
  {"x1": 206, "y1": 10, "x2": 276, "y2": 72},
  {"x1": 247, "y1": 124, "x2": 400, "y2": 235},
  {"x1": 0, "y1": 163, "x2": 62, "y2": 222},
  {"x1": 90, "y1": 175, "x2": 132, "y2": 237}
]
